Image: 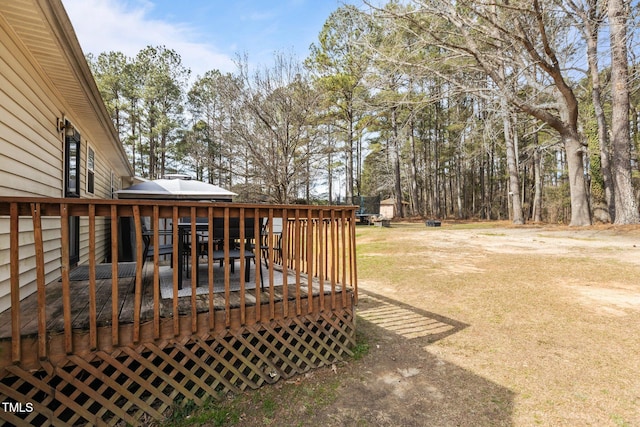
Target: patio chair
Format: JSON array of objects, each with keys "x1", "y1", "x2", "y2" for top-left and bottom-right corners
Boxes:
[{"x1": 141, "y1": 224, "x2": 174, "y2": 263}]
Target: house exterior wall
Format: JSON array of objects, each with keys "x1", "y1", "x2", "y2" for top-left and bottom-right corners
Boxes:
[
  {"x1": 0, "y1": 13, "x2": 127, "y2": 312},
  {"x1": 0, "y1": 21, "x2": 63, "y2": 198}
]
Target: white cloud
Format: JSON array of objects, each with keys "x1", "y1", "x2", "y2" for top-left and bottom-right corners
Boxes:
[{"x1": 61, "y1": 0, "x2": 236, "y2": 76}]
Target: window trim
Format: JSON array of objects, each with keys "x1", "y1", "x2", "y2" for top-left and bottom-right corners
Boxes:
[
  {"x1": 64, "y1": 123, "x2": 81, "y2": 198},
  {"x1": 87, "y1": 144, "x2": 95, "y2": 194}
]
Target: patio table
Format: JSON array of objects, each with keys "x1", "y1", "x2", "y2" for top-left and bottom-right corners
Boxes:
[{"x1": 177, "y1": 222, "x2": 257, "y2": 289}]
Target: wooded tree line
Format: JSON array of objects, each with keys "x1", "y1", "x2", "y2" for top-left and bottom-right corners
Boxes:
[{"x1": 89, "y1": 0, "x2": 640, "y2": 225}]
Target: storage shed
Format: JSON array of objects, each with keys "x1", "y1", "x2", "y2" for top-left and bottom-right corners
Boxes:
[{"x1": 379, "y1": 198, "x2": 410, "y2": 219}]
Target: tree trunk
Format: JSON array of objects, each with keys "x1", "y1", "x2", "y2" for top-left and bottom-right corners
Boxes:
[
  {"x1": 502, "y1": 98, "x2": 524, "y2": 224},
  {"x1": 409, "y1": 121, "x2": 420, "y2": 216},
  {"x1": 346, "y1": 113, "x2": 354, "y2": 201},
  {"x1": 433, "y1": 125, "x2": 440, "y2": 217},
  {"x1": 608, "y1": 0, "x2": 640, "y2": 224},
  {"x1": 585, "y1": 12, "x2": 614, "y2": 222},
  {"x1": 391, "y1": 108, "x2": 404, "y2": 218},
  {"x1": 130, "y1": 113, "x2": 137, "y2": 175},
  {"x1": 456, "y1": 154, "x2": 463, "y2": 219},
  {"x1": 563, "y1": 132, "x2": 592, "y2": 226},
  {"x1": 160, "y1": 132, "x2": 167, "y2": 179},
  {"x1": 532, "y1": 145, "x2": 543, "y2": 222}
]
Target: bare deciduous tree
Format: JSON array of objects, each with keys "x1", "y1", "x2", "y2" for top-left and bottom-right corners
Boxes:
[{"x1": 232, "y1": 53, "x2": 322, "y2": 203}]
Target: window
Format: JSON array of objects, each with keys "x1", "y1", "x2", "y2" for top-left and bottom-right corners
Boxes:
[
  {"x1": 64, "y1": 124, "x2": 81, "y2": 198},
  {"x1": 63, "y1": 121, "x2": 81, "y2": 265},
  {"x1": 87, "y1": 145, "x2": 95, "y2": 194},
  {"x1": 111, "y1": 171, "x2": 115, "y2": 198}
]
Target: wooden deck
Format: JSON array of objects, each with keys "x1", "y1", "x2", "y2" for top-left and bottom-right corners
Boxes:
[
  {"x1": 0, "y1": 257, "x2": 348, "y2": 361},
  {"x1": 0, "y1": 259, "x2": 355, "y2": 426},
  {"x1": 0, "y1": 260, "x2": 343, "y2": 340},
  {"x1": 0, "y1": 197, "x2": 357, "y2": 425}
]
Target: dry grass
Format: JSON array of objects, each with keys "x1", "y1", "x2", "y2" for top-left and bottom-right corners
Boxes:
[
  {"x1": 353, "y1": 222, "x2": 640, "y2": 426},
  {"x1": 181, "y1": 222, "x2": 640, "y2": 426}
]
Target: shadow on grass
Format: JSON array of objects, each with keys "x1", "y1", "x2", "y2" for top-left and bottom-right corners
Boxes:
[
  {"x1": 357, "y1": 290, "x2": 469, "y2": 343},
  {"x1": 323, "y1": 289, "x2": 516, "y2": 427}
]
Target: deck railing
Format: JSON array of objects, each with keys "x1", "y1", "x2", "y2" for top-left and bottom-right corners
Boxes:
[{"x1": 0, "y1": 197, "x2": 358, "y2": 365}]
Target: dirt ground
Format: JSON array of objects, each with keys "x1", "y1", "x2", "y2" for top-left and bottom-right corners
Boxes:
[{"x1": 211, "y1": 222, "x2": 640, "y2": 426}]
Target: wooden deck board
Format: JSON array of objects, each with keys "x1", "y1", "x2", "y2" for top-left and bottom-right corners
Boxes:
[
  {"x1": 10, "y1": 286, "x2": 41, "y2": 338},
  {"x1": 70, "y1": 278, "x2": 100, "y2": 329},
  {"x1": 95, "y1": 277, "x2": 116, "y2": 326},
  {"x1": 0, "y1": 262, "x2": 341, "y2": 340}
]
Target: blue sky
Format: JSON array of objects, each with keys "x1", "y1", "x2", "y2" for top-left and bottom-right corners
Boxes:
[{"x1": 61, "y1": 0, "x2": 354, "y2": 78}]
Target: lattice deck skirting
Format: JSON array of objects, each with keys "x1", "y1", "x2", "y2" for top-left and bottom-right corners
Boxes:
[{"x1": 0, "y1": 307, "x2": 355, "y2": 426}]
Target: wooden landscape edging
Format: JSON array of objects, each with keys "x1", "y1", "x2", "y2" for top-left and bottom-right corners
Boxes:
[{"x1": 0, "y1": 295, "x2": 355, "y2": 426}]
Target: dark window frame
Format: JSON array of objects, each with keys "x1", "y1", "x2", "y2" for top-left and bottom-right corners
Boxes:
[
  {"x1": 63, "y1": 122, "x2": 80, "y2": 265},
  {"x1": 87, "y1": 145, "x2": 95, "y2": 194},
  {"x1": 64, "y1": 125, "x2": 81, "y2": 198}
]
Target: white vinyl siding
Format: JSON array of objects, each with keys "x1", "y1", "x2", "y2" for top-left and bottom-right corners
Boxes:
[
  {"x1": 0, "y1": 24, "x2": 63, "y2": 198},
  {"x1": 0, "y1": 18, "x2": 128, "y2": 312},
  {"x1": 0, "y1": 20, "x2": 65, "y2": 312}
]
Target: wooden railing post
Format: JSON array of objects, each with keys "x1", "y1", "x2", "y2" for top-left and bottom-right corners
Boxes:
[
  {"x1": 223, "y1": 207, "x2": 231, "y2": 327},
  {"x1": 318, "y1": 210, "x2": 325, "y2": 312},
  {"x1": 330, "y1": 209, "x2": 337, "y2": 310},
  {"x1": 88, "y1": 204, "x2": 97, "y2": 350},
  {"x1": 265, "y1": 208, "x2": 274, "y2": 317},
  {"x1": 133, "y1": 205, "x2": 143, "y2": 343},
  {"x1": 281, "y1": 208, "x2": 289, "y2": 318},
  {"x1": 249, "y1": 210, "x2": 259, "y2": 324},
  {"x1": 110, "y1": 204, "x2": 119, "y2": 346},
  {"x1": 207, "y1": 206, "x2": 215, "y2": 330},
  {"x1": 60, "y1": 203, "x2": 72, "y2": 354},
  {"x1": 171, "y1": 206, "x2": 180, "y2": 337},
  {"x1": 294, "y1": 209, "x2": 301, "y2": 315},
  {"x1": 350, "y1": 209, "x2": 358, "y2": 304},
  {"x1": 10, "y1": 202, "x2": 20, "y2": 363},
  {"x1": 238, "y1": 210, "x2": 247, "y2": 323},
  {"x1": 153, "y1": 205, "x2": 161, "y2": 339},
  {"x1": 341, "y1": 210, "x2": 347, "y2": 308},
  {"x1": 31, "y1": 203, "x2": 47, "y2": 360},
  {"x1": 189, "y1": 207, "x2": 198, "y2": 334},
  {"x1": 306, "y1": 209, "x2": 314, "y2": 314}
]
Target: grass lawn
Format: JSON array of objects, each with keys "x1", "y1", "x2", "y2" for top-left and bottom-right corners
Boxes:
[{"x1": 162, "y1": 222, "x2": 640, "y2": 426}]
